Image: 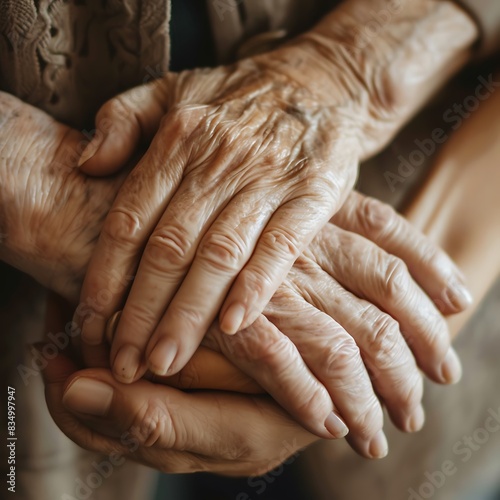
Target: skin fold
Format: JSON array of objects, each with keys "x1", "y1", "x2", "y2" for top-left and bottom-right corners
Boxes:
[{"x1": 75, "y1": 0, "x2": 478, "y2": 387}]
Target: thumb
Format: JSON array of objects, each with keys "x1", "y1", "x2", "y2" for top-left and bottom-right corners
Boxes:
[
  {"x1": 40, "y1": 347, "x2": 130, "y2": 456},
  {"x1": 78, "y1": 78, "x2": 171, "y2": 176}
]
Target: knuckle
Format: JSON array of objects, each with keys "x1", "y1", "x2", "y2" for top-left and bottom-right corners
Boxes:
[
  {"x1": 257, "y1": 336, "x2": 296, "y2": 372},
  {"x1": 166, "y1": 302, "x2": 205, "y2": 331},
  {"x1": 359, "y1": 196, "x2": 397, "y2": 238},
  {"x1": 417, "y1": 313, "x2": 450, "y2": 359},
  {"x1": 237, "y1": 267, "x2": 270, "y2": 301},
  {"x1": 349, "y1": 398, "x2": 383, "y2": 440},
  {"x1": 198, "y1": 231, "x2": 245, "y2": 273},
  {"x1": 365, "y1": 312, "x2": 403, "y2": 366},
  {"x1": 122, "y1": 301, "x2": 158, "y2": 331},
  {"x1": 260, "y1": 227, "x2": 301, "y2": 260},
  {"x1": 131, "y1": 398, "x2": 177, "y2": 448},
  {"x1": 166, "y1": 105, "x2": 202, "y2": 136},
  {"x1": 293, "y1": 385, "x2": 331, "y2": 422},
  {"x1": 396, "y1": 375, "x2": 423, "y2": 415},
  {"x1": 104, "y1": 95, "x2": 131, "y2": 121},
  {"x1": 417, "y1": 240, "x2": 441, "y2": 267},
  {"x1": 102, "y1": 208, "x2": 143, "y2": 248},
  {"x1": 320, "y1": 335, "x2": 361, "y2": 377},
  {"x1": 146, "y1": 224, "x2": 192, "y2": 271},
  {"x1": 382, "y1": 256, "x2": 410, "y2": 302},
  {"x1": 224, "y1": 326, "x2": 292, "y2": 369}
]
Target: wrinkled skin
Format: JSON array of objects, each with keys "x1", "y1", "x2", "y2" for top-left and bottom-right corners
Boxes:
[
  {"x1": 75, "y1": 0, "x2": 478, "y2": 387},
  {"x1": 0, "y1": 92, "x2": 469, "y2": 465},
  {"x1": 76, "y1": 54, "x2": 363, "y2": 382}
]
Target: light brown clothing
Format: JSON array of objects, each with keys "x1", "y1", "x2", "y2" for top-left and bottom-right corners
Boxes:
[{"x1": 1, "y1": 0, "x2": 498, "y2": 129}]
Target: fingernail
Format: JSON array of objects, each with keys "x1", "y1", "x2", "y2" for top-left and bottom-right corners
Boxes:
[
  {"x1": 368, "y1": 430, "x2": 388, "y2": 459},
  {"x1": 439, "y1": 347, "x2": 462, "y2": 384},
  {"x1": 324, "y1": 411, "x2": 349, "y2": 438},
  {"x1": 444, "y1": 276, "x2": 473, "y2": 312},
  {"x1": 148, "y1": 338, "x2": 178, "y2": 376},
  {"x1": 407, "y1": 404, "x2": 425, "y2": 433},
  {"x1": 63, "y1": 378, "x2": 114, "y2": 416},
  {"x1": 220, "y1": 303, "x2": 246, "y2": 335},
  {"x1": 77, "y1": 135, "x2": 103, "y2": 167},
  {"x1": 113, "y1": 345, "x2": 141, "y2": 382}
]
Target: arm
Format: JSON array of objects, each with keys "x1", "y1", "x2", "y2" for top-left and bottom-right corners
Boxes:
[
  {"x1": 270, "y1": 0, "x2": 479, "y2": 159},
  {"x1": 405, "y1": 70, "x2": 500, "y2": 336},
  {"x1": 0, "y1": 91, "x2": 123, "y2": 303}
]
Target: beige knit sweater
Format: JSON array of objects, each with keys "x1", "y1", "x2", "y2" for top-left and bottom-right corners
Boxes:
[{"x1": 0, "y1": 0, "x2": 329, "y2": 128}]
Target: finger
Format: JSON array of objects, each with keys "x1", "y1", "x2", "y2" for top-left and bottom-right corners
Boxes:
[
  {"x1": 58, "y1": 368, "x2": 316, "y2": 475},
  {"x1": 219, "y1": 193, "x2": 337, "y2": 335},
  {"x1": 78, "y1": 67, "x2": 236, "y2": 176},
  {"x1": 78, "y1": 79, "x2": 169, "y2": 175},
  {"x1": 157, "y1": 347, "x2": 262, "y2": 394},
  {"x1": 40, "y1": 345, "x2": 128, "y2": 459},
  {"x1": 40, "y1": 346, "x2": 245, "y2": 474},
  {"x1": 213, "y1": 314, "x2": 349, "y2": 440},
  {"x1": 312, "y1": 225, "x2": 461, "y2": 385},
  {"x1": 77, "y1": 118, "x2": 187, "y2": 365},
  {"x1": 107, "y1": 181, "x2": 219, "y2": 381},
  {"x1": 332, "y1": 192, "x2": 473, "y2": 314},
  {"x1": 133, "y1": 189, "x2": 278, "y2": 379},
  {"x1": 105, "y1": 310, "x2": 262, "y2": 393},
  {"x1": 289, "y1": 259, "x2": 424, "y2": 433},
  {"x1": 263, "y1": 283, "x2": 387, "y2": 459}
]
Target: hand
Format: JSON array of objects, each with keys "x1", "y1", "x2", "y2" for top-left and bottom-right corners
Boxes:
[
  {"x1": 41, "y1": 346, "x2": 315, "y2": 476},
  {"x1": 0, "y1": 92, "x2": 468, "y2": 458},
  {"x1": 76, "y1": 0, "x2": 478, "y2": 380},
  {"x1": 104, "y1": 193, "x2": 468, "y2": 457},
  {"x1": 76, "y1": 52, "x2": 362, "y2": 378},
  {"x1": 195, "y1": 193, "x2": 468, "y2": 457}
]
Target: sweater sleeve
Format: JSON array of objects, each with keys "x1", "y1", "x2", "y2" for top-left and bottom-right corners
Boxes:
[{"x1": 455, "y1": 0, "x2": 500, "y2": 59}]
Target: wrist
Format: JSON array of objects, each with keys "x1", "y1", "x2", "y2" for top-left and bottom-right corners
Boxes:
[
  {"x1": 260, "y1": 0, "x2": 478, "y2": 158},
  {"x1": 0, "y1": 94, "x2": 92, "y2": 301}
]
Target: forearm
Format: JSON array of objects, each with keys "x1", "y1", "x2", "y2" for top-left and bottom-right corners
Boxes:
[
  {"x1": 260, "y1": 0, "x2": 478, "y2": 159},
  {"x1": 404, "y1": 70, "x2": 500, "y2": 337},
  {"x1": 0, "y1": 91, "x2": 119, "y2": 301}
]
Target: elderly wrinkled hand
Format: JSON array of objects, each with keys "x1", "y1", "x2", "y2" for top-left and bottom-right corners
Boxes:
[
  {"x1": 76, "y1": 0, "x2": 476, "y2": 385},
  {"x1": 0, "y1": 91, "x2": 469, "y2": 460},
  {"x1": 76, "y1": 57, "x2": 360, "y2": 380},
  {"x1": 41, "y1": 345, "x2": 316, "y2": 477}
]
